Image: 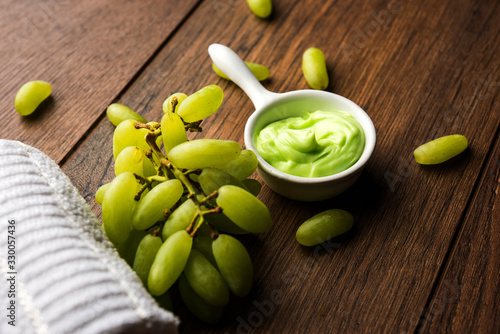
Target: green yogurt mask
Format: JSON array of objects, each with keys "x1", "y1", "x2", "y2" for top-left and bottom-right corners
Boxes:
[{"x1": 255, "y1": 110, "x2": 365, "y2": 177}]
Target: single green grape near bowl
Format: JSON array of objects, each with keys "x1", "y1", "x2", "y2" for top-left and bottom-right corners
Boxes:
[
  {"x1": 302, "y1": 47, "x2": 328, "y2": 90},
  {"x1": 296, "y1": 209, "x2": 353, "y2": 246},
  {"x1": 246, "y1": 0, "x2": 272, "y2": 18},
  {"x1": 414, "y1": 134, "x2": 468, "y2": 164}
]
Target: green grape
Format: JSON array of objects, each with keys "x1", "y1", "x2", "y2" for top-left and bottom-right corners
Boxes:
[
  {"x1": 184, "y1": 249, "x2": 230, "y2": 307},
  {"x1": 115, "y1": 229, "x2": 148, "y2": 267},
  {"x1": 161, "y1": 112, "x2": 187, "y2": 154},
  {"x1": 102, "y1": 172, "x2": 138, "y2": 245},
  {"x1": 163, "y1": 92, "x2": 187, "y2": 114},
  {"x1": 155, "y1": 292, "x2": 173, "y2": 312},
  {"x1": 213, "y1": 149, "x2": 258, "y2": 180},
  {"x1": 189, "y1": 173, "x2": 199, "y2": 183},
  {"x1": 132, "y1": 234, "x2": 163, "y2": 285},
  {"x1": 205, "y1": 213, "x2": 249, "y2": 235},
  {"x1": 179, "y1": 274, "x2": 223, "y2": 324},
  {"x1": 113, "y1": 120, "x2": 162, "y2": 159},
  {"x1": 213, "y1": 234, "x2": 253, "y2": 297},
  {"x1": 132, "y1": 179, "x2": 183, "y2": 230},
  {"x1": 302, "y1": 47, "x2": 329, "y2": 90},
  {"x1": 112, "y1": 119, "x2": 150, "y2": 159},
  {"x1": 14, "y1": 80, "x2": 52, "y2": 116},
  {"x1": 162, "y1": 199, "x2": 197, "y2": 240},
  {"x1": 168, "y1": 139, "x2": 241, "y2": 170},
  {"x1": 193, "y1": 236, "x2": 218, "y2": 267},
  {"x1": 296, "y1": 209, "x2": 353, "y2": 246},
  {"x1": 148, "y1": 230, "x2": 192, "y2": 296},
  {"x1": 241, "y1": 178, "x2": 262, "y2": 196},
  {"x1": 198, "y1": 168, "x2": 248, "y2": 196},
  {"x1": 177, "y1": 85, "x2": 223, "y2": 122},
  {"x1": 114, "y1": 146, "x2": 153, "y2": 177},
  {"x1": 246, "y1": 0, "x2": 272, "y2": 18},
  {"x1": 212, "y1": 62, "x2": 270, "y2": 81},
  {"x1": 106, "y1": 103, "x2": 147, "y2": 126},
  {"x1": 414, "y1": 135, "x2": 468, "y2": 165},
  {"x1": 216, "y1": 185, "x2": 271, "y2": 233},
  {"x1": 95, "y1": 182, "x2": 111, "y2": 205}
]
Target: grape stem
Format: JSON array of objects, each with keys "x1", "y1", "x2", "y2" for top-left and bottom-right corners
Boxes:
[
  {"x1": 199, "y1": 207, "x2": 222, "y2": 215},
  {"x1": 134, "y1": 183, "x2": 149, "y2": 201},
  {"x1": 199, "y1": 190, "x2": 219, "y2": 204},
  {"x1": 207, "y1": 222, "x2": 219, "y2": 240},
  {"x1": 190, "y1": 216, "x2": 205, "y2": 238},
  {"x1": 162, "y1": 201, "x2": 181, "y2": 220},
  {"x1": 169, "y1": 97, "x2": 178, "y2": 112},
  {"x1": 184, "y1": 120, "x2": 203, "y2": 132},
  {"x1": 134, "y1": 121, "x2": 160, "y2": 131},
  {"x1": 183, "y1": 169, "x2": 202, "y2": 176},
  {"x1": 133, "y1": 174, "x2": 168, "y2": 200},
  {"x1": 134, "y1": 122, "x2": 153, "y2": 130},
  {"x1": 185, "y1": 212, "x2": 199, "y2": 234},
  {"x1": 144, "y1": 150, "x2": 158, "y2": 169},
  {"x1": 151, "y1": 227, "x2": 160, "y2": 237},
  {"x1": 142, "y1": 124, "x2": 223, "y2": 238}
]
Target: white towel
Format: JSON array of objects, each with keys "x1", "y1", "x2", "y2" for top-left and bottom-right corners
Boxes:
[{"x1": 0, "y1": 139, "x2": 179, "y2": 334}]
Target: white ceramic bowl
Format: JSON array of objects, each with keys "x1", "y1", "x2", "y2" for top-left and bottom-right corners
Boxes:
[{"x1": 209, "y1": 44, "x2": 376, "y2": 201}]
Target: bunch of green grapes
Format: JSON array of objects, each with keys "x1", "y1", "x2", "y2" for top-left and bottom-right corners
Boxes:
[{"x1": 96, "y1": 85, "x2": 272, "y2": 324}]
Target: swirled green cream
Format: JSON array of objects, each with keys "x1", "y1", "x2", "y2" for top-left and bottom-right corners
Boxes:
[{"x1": 255, "y1": 110, "x2": 365, "y2": 177}]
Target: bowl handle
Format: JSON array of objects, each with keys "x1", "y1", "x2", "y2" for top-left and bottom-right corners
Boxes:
[{"x1": 208, "y1": 44, "x2": 278, "y2": 110}]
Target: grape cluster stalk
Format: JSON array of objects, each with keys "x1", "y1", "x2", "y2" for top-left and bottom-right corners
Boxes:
[{"x1": 97, "y1": 85, "x2": 272, "y2": 323}]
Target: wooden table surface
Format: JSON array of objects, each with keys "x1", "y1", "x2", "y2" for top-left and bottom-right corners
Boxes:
[{"x1": 1, "y1": 0, "x2": 499, "y2": 332}]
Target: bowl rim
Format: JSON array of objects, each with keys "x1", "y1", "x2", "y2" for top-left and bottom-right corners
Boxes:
[{"x1": 244, "y1": 89, "x2": 376, "y2": 185}]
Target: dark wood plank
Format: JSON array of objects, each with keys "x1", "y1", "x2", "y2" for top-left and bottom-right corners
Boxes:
[
  {"x1": 0, "y1": 0, "x2": 200, "y2": 163},
  {"x1": 420, "y1": 133, "x2": 500, "y2": 333},
  {"x1": 62, "y1": 0, "x2": 500, "y2": 332}
]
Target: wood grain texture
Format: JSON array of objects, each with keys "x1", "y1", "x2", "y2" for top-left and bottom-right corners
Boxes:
[
  {"x1": 421, "y1": 133, "x2": 500, "y2": 333},
  {"x1": 0, "y1": 0, "x2": 200, "y2": 163},
  {"x1": 61, "y1": 0, "x2": 500, "y2": 332}
]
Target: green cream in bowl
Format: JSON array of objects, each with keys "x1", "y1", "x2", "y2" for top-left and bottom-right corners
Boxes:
[{"x1": 255, "y1": 110, "x2": 365, "y2": 178}]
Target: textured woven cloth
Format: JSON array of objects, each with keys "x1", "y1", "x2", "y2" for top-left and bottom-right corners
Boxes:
[{"x1": 0, "y1": 140, "x2": 179, "y2": 334}]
